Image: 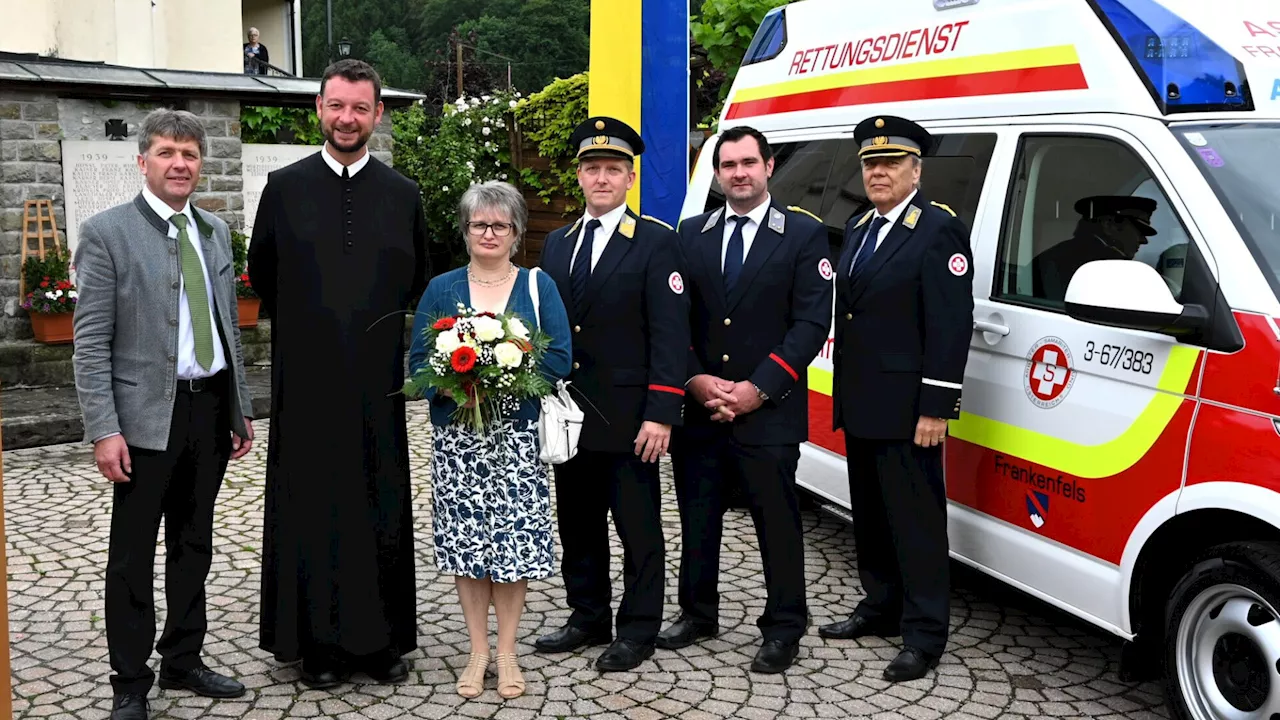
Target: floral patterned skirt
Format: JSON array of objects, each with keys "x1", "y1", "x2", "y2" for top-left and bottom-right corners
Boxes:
[{"x1": 430, "y1": 419, "x2": 554, "y2": 583}]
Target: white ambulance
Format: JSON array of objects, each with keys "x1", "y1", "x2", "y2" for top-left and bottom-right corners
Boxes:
[{"x1": 680, "y1": 0, "x2": 1280, "y2": 716}]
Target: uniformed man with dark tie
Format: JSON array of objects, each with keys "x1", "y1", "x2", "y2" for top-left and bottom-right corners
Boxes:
[
  {"x1": 657, "y1": 125, "x2": 832, "y2": 674},
  {"x1": 533, "y1": 116, "x2": 690, "y2": 672},
  {"x1": 819, "y1": 115, "x2": 974, "y2": 683}
]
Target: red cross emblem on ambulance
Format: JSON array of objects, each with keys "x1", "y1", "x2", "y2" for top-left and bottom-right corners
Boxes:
[{"x1": 1024, "y1": 338, "x2": 1075, "y2": 409}]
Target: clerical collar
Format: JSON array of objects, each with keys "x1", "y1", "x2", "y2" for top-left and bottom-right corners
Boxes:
[
  {"x1": 581, "y1": 202, "x2": 629, "y2": 238},
  {"x1": 726, "y1": 193, "x2": 772, "y2": 227},
  {"x1": 321, "y1": 143, "x2": 371, "y2": 177}
]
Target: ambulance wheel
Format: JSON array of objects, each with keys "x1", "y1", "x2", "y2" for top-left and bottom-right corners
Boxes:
[{"x1": 1164, "y1": 542, "x2": 1280, "y2": 720}]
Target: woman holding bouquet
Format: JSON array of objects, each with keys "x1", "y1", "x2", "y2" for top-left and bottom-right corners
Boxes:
[{"x1": 407, "y1": 181, "x2": 572, "y2": 700}]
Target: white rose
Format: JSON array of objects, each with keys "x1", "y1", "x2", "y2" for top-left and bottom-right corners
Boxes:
[
  {"x1": 472, "y1": 316, "x2": 504, "y2": 342},
  {"x1": 493, "y1": 342, "x2": 524, "y2": 369},
  {"x1": 435, "y1": 331, "x2": 461, "y2": 355},
  {"x1": 506, "y1": 317, "x2": 530, "y2": 340},
  {"x1": 482, "y1": 127, "x2": 491, "y2": 136}
]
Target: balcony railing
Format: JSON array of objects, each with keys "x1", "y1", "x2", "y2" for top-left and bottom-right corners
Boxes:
[{"x1": 244, "y1": 56, "x2": 294, "y2": 77}]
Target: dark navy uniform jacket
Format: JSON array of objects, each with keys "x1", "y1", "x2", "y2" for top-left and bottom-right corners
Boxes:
[
  {"x1": 539, "y1": 208, "x2": 690, "y2": 453},
  {"x1": 677, "y1": 200, "x2": 833, "y2": 446},
  {"x1": 832, "y1": 194, "x2": 974, "y2": 440}
]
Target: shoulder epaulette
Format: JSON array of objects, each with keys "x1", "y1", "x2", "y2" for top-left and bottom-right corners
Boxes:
[
  {"x1": 787, "y1": 205, "x2": 822, "y2": 223},
  {"x1": 931, "y1": 201, "x2": 957, "y2": 217},
  {"x1": 640, "y1": 214, "x2": 674, "y2": 231}
]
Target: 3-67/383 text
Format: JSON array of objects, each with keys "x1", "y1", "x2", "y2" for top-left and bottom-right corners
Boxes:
[{"x1": 1083, "y1": 342, "x2": 1153, "y2": 374}]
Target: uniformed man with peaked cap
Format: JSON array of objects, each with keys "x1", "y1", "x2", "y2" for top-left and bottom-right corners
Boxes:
[
  {"x1": 533, "y1": 115, "x2": 690, "y2": 673},
  {"x1": 1032, "y1": 194, "x2": 1157, "y2": 301},
  {"x1": 819, "y1": 114, "x2": 974, "y2": 683}
]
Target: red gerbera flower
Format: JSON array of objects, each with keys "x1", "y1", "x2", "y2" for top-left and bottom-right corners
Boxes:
[
  {"x1": 450, "y1": 346, "x2": 477, "y2": 373},
  {"x1": 433, "y1": 316, "x2": 457, "y2": 330}
]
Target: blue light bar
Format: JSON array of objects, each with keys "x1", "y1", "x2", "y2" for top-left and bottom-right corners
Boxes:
[
  {"x1": 742, "y1": 7, "x2": 787, "y2": 66},
  {"x1": 1090, "y1": 0, "x2": 1253, "y2": 113}
]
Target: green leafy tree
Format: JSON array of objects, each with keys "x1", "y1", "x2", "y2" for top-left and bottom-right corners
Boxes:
[
  {"x1": 456, "y1": 0, "x2": 590, "y2": 92},
  {"x1": 692, "y1": 0, "x2": 789, "y2": 122}
]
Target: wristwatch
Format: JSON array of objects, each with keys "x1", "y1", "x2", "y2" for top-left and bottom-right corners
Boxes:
[{"x1": 752, "y1": 383, "x2": 769, "y2": 402}]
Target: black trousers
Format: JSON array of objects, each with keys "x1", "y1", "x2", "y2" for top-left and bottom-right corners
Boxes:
[
  {"x1": 672, "y1": 429, "x2": 807, "y2": 643},
  {"x1": 844, "y1": 435, "x2": 949, "y2": 657},
  {"x1": 552, "y1": 449, "x2": 665, "y2": 643},
  {"x1": 106, "y1": 374, "x2": 231, "y2": 695}
]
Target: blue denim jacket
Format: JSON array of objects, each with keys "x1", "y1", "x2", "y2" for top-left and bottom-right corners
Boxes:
[{"x1": 408, "y1": 266, "x2": 573, "y2": 427}]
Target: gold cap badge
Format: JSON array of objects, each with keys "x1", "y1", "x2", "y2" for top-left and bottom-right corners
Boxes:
[
  {"x1": 872, "y1": 136, "x2": 888, "y2": 146},
  {"x1": 875, "y1": 118, "x2": 885, "y2": 128},
  {"x1": 593, "y1": 136, "x2": 608, "y2": 145},
  {"x1": 595, "y1": 120, "x2": 606, "y2": 130}
]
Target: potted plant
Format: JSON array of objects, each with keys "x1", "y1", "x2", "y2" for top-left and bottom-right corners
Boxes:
[
  {"x1": 231, "y1": 230, "x2": 260, "y2": 328},
  {"x1": 21, "y1": 246, "x2": 77, "y2": 344}
]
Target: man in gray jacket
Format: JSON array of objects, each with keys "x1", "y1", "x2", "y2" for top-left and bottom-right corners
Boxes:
[{"x1": 72, "y1": 108, "x2": 255, "y2": 720}]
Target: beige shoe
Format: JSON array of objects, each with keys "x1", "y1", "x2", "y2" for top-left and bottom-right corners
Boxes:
[
  {"x1": 494, "y1": 652, "x2": 525, "y2": 699},
  {"x1": 456, "y1": 652, "x2": 489, "y2": 698}
]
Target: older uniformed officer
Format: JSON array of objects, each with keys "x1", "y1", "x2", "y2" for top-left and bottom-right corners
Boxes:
[
  {"x1": 657, "y1": 125, "x2": 832, "y2": 674},
  {"x1": 819, "y1": 115, "x2": 974, "y2": 682},
  {"x1": 533, "y1": 116, "x2": 690, "y2": 672}
]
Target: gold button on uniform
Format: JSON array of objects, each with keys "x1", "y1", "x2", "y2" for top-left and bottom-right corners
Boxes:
[
  {"x1": 722, "y1": 354, "x2": 730, "y2": 362},
  {"x1": 723, "y1": 318, "x2": 732, "y2": 326},
  {"x1": 573, "y1": 362, "x2": 580, "y2": 370},
  {"x1": 846, "y1": 313, "x2": 853, "y2": 320},
  {"x1": 574, "y1": 325, "x2": 581, "y2": 333}
]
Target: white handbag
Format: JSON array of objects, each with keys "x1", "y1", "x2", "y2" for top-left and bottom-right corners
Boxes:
[{"x1": 529, "y1": 268, "x2": 583, "y2": 464}]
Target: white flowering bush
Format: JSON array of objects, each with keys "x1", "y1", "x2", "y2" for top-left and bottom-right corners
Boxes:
[{"x1": 392, "y1": 90, "x2": 521, "y2": 271}]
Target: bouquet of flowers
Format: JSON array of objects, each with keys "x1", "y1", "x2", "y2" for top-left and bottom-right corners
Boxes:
[{"x1": 403, "y1": 303, "x2": 554, "y2": 433}]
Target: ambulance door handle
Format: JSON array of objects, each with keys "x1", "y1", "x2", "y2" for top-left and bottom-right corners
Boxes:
[{"x1": 974, "y1": 319, "x2": 1009, "y2": 336}]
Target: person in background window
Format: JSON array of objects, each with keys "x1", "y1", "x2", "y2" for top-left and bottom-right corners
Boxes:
[
  {"x1": 1031, "y1": 195, "x2": 1156, "y2": 301},
  {"x1": 244, "y1": 28, "x2": 269, "y2": 75}
]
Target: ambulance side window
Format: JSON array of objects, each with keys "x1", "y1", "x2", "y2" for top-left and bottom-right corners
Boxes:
[
  {"x1": 994, "y1": 135, "x2": 1193, "y2": 309},
  {"x1": 821, "y1": 133, "x2": 996, "y2": 252}
]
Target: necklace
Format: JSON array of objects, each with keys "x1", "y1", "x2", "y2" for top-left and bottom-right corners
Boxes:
[{"x1": 468, "y1": 263, "x2": 516, "y2": 287}]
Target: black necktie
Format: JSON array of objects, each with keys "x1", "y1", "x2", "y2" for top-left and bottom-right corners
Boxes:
[
  {"x1": 723, "y1": 215, "x2": 746, "y2": 293},
  {"x1": 850, "y1": 216, "x2": 887, "y2": 279},
  {"x1": 571, "y1": 218, "x2": 601, "y2": 311}
]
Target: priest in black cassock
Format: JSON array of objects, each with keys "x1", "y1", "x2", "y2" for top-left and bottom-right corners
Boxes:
[{"x1": 248, "y1": 59, "x2": 429, "y2": 689}]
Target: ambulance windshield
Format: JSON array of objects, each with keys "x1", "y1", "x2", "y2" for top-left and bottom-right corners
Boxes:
[{"x1": 1178, "y1": 124, "x2": 1280, "y2": 292}]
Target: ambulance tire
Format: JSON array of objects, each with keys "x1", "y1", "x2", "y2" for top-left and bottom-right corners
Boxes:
[{"x1": 1163, "y1": 541, "x2": 1280, "y2": 720}]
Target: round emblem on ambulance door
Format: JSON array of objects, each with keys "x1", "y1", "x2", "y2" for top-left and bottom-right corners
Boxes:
[
  {"x1": 1024, "y1": 336, "x2": 1075, "y2": 409},
  {"x1": 668, "y1": 271, "x2": 684, "y2": 294}
]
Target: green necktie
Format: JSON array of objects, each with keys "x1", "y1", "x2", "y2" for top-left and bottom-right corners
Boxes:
[{"x1": 172, "y1": 214, "x2": 215, "y2": 370}]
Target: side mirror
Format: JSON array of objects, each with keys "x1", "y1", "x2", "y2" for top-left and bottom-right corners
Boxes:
[{"x1": 1064, "y1": 259, "x2": 1206, "y2": 335}]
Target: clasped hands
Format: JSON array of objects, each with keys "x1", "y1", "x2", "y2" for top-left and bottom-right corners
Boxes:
[{"x1": 688, "y1": 374, "x2": 763, "y2": 423}]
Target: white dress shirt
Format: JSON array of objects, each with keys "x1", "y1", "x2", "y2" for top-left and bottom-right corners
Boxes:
[
  {"x1": 571, "y1": 202, "x2": 629, "y2": 273},
  {"x1": 850, "y1": 188, "x2": 919, "y2": 273},
  {"x1": 320, "y1": 142, "x2": 371, "y2": 176},
  {"x1": 142, "y1": 186, "x2": 227, "y2": 380},
  {"x1": 721, "y1": 193, "x2": 773, "y2": 271}
]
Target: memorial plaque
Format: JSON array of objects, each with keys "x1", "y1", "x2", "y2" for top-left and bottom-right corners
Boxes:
[
  {"x1": 60, "y1": 141, "x2": 142, "y2": 254},
  {"x1": 242, "y1": 144, "x2": 319, "y2": 235}
]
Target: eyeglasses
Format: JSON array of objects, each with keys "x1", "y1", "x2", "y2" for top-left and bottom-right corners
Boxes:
[{"x1": 466, "y1": 221, "x2": 514, "y2": 237}]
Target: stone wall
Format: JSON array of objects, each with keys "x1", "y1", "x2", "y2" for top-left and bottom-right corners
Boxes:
[
  {"x1": 0, "y1": 90, "x2": 65, "y2": 341},
  {"x1": 183, "y1": 99, "x2": 244, "y2": 230}
]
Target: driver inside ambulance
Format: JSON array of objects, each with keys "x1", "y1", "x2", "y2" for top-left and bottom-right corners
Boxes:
[{"x1": 1032, "y1": 195, "x2": 1157, "y2": 302}]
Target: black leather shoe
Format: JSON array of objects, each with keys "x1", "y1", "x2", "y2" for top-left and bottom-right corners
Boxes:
[
  {"x1": 365, "y1": 656, "x2": 409, "y2": 684},
  {"x1": 299, "y1": 656, "x2": 349, "y2": 690},
  {"x1": 817, "y1": 615, "x2": 900, "y2": 640},
  {"x1": 655, "y1": 616, "x2": 718, "y2": 650},
  {"x1": 883, "y1": 646, "x2": 939, "y2": 682},
  {"x1": 110, "y1": 693, "x2": 148, "y2": 720},
  {"x1": 595, "y1": 638, "x2": 655, "y2": 672},
  {"x1": 157, "y1": 665, "x2": 246, "y2": 698},
  {"x1": 533, "y1": 624, "x2": 612, "y2": 653},
  {"x1": 750, "y1": 639, "x2": 800, "y2": 673}
]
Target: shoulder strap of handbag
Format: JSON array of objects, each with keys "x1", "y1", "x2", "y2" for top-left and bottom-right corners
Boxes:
[{"x1": 529, "y1": 267, "x2": 541, "y2": 329}]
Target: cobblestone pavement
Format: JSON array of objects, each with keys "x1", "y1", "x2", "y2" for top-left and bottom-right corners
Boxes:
[{"x1": 6, "y1": 411, "x2": 1172, "y2": 719}]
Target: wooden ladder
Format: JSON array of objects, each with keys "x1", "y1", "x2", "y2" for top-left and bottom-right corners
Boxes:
[{"x1": 19, "y1": 199, "x2": 61, "y2": 299}]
